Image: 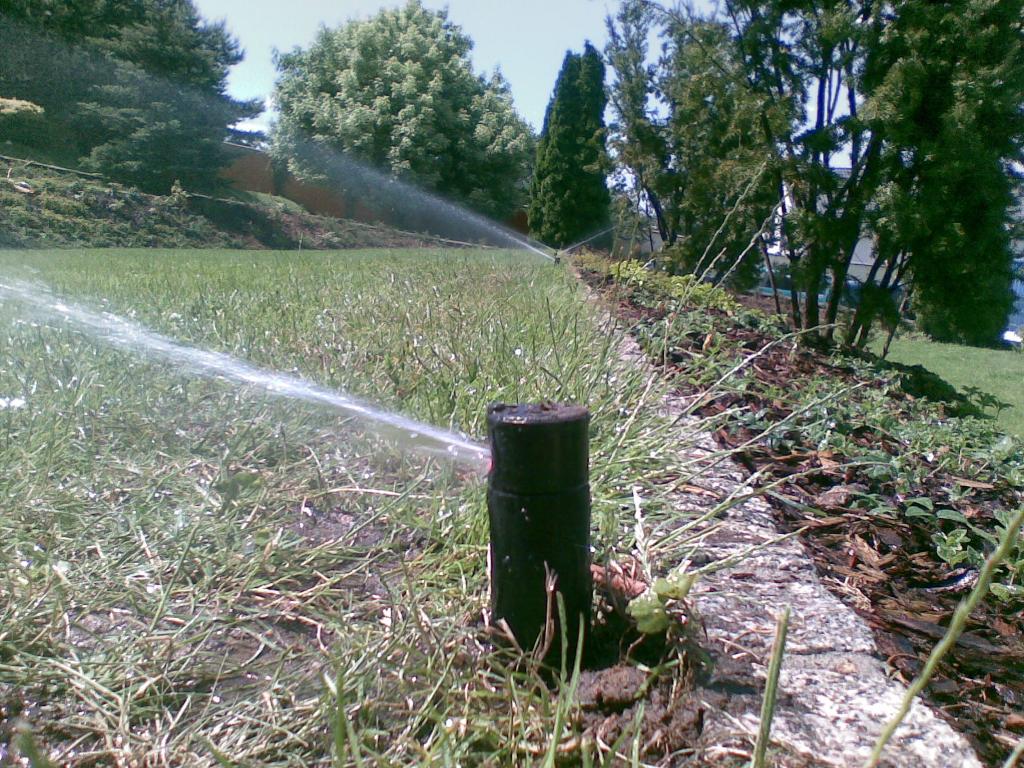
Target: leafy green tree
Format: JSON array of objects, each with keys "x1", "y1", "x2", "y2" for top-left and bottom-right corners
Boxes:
[
  {"x1": 657, "y1": 17, "x2": 776, "y2": 289},
  {"x1": 528, "y1": 43, "x2": 611, "y2": 247},
  {"x1": 605, "y1": 0, "x2": 677, "y2": 246},
  {"x1": 80, "y1": 74, "x2": 251, "y2": 192},
  {"x1": 606, "y1": 5, "x2": 778, "y2": 290},
  {"x1": 0, "y1": 0, "x2": 244, "y2": 93},
  {"x1": 0, "y1": 0, "x2": 258, "y2": 191},
  {"x1": 606, "y1": 0, "x2": 1022, "y2": 346},
  {"x1": 271, "y1": 0, "x2": 533, "y2": 221},
  {"x1": 718, "y1": 0, "x2": 883, "y2": 335}
]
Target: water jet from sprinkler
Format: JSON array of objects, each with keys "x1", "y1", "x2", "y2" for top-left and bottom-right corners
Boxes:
[
  {"x1": 0, "y1": 278, "x2": 490, "y2": 471},
  {"x1": 560, "y1": 224, "x2": 617, "y2": 256}
]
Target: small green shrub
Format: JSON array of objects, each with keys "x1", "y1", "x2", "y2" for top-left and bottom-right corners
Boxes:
[{"x1": 575, "y1": 251, "x2": 741, "y2": 312}]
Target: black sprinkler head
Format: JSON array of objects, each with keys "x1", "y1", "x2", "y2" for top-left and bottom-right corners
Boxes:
[{"x1": 485, "y1": 402, "x2": 591, "y2": 664}]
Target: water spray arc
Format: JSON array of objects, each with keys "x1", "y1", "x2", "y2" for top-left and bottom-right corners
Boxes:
[
  {"x1": 560, "y1": 224, "x2": 617, "y2": 256},
  {"x1": 284, "y1": 137, "x2": 558, "y2": 262},
  {"x1": 0, "y1": 278, "x2": 490, "y2": 470}
]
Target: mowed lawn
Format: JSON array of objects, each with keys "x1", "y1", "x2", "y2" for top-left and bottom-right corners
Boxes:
[
  {"x1": 881, "y1": 333, "x2": 1024, "y2": 438},
  {"x1": 0, "y1": 248, "x2": 689, "y2": 766}
]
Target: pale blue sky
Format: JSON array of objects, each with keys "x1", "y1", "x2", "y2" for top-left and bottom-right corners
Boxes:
[{"x1": 193, "y1": 0, "x2": 618, "y2": 134}]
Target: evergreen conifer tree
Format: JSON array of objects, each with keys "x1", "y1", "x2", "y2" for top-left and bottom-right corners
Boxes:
[
  {"x1": 528, "y1": 43, "x2": 610, "y2": 247},
  {"x1": 0, "y1": 1, "x2": 259, "y2": 192},
  {"x1": 867, "y1": 0, "x2": 1024, "y2": 345}
]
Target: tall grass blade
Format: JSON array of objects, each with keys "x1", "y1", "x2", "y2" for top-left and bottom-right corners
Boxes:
[
  {"x1": 1003, "y1": 739, "x2": 1024, "y2": 768},
  {"x1": 752, "y1": 606, "x2": 790, "y2": 768}
]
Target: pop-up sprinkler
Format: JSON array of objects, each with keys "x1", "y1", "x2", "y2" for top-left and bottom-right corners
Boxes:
[{"x1": 486, "y1": 402, "x2": 591, "y2": 664}]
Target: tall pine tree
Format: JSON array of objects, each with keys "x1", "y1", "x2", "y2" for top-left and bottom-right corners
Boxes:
[{"x1": 529, "y1": 42, "x2": 610, "y2": 248}]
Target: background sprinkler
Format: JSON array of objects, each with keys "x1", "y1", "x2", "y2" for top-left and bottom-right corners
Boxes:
[{"x1": 486, "y1": 402, "x2": 591, "y2": 664}]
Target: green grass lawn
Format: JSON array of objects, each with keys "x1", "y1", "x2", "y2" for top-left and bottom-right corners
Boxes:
[
  {"x1": 880, "y1": 333, "x2": 1024, "y2": 437},
  {"x1": 0, "y1": 248, "x2": 699, "y2": 766}
]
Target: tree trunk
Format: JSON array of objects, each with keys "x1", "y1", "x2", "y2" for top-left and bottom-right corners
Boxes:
[
  {"x1": 823, "y1": 225, "x2": 864, "y2": 341},
  {"x1": 644, "y1": 182, "x2": 671, "y2": 247},
  {"x1": 761, "y1": 239, "x2": 784, "y2": 317},
  {"x1": 798, "y1": 252, "x2": 823, "y2": 333},
  {"x1": 774, "y1": 181, "x2": 803, "y2": 329},
  {"x1": 881, "y1": 288, "x2": 911, "y2": 358},
  {"x1": 846, "y1": 243, "x2": 886, "y2": 345}
]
